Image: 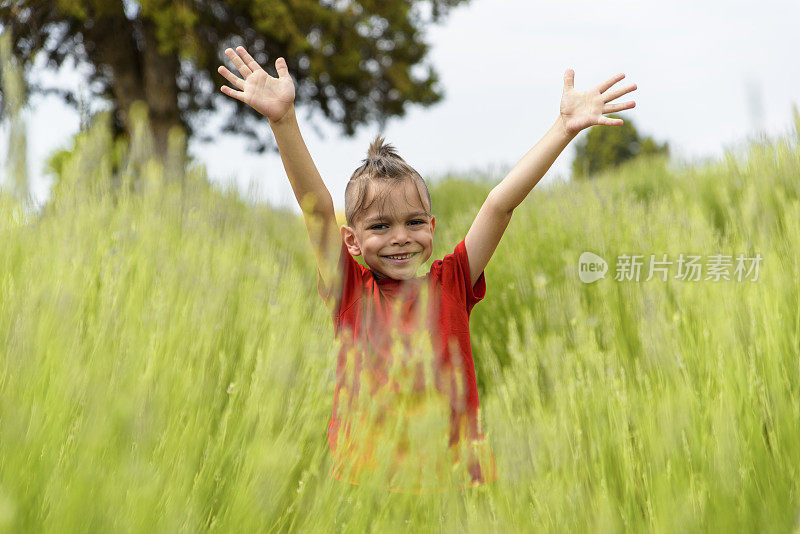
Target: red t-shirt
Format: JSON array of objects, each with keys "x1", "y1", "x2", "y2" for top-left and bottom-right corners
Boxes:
[{"x1": 317, "y1": 237, "x2": 498, "y2": 492}]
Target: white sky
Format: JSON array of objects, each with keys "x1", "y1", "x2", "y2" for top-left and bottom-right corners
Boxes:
[{"x1": 2, "y1": 0, "x2": 799, "y2": 214}]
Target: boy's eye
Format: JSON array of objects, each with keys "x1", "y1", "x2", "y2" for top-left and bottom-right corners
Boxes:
[{"x1": 370, "y1": 220, "x2": 425, "y2": 230}]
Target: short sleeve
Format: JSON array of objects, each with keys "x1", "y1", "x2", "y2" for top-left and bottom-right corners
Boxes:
[
  {"x1": 317, "y1": 236, "x2": 365, "y2": 322},
  {"x1": 435, "y1": 238, "x2": 486, "y2": 314}
]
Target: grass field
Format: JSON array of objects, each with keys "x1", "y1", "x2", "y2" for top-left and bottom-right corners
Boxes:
[{"x1": 2, "y1": 99, "x2": 800, "y2": 531}]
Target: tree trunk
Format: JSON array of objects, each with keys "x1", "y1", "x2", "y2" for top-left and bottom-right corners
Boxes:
[
  {"x1": 141, "y1": 20, "x2": 182, "y2": 161},
  {"x1": 84, "y1": 11, "x2": 182, "y2": 163},
  {"x1": 83, "y1": 12, "x2": 143, "y2": 127}
]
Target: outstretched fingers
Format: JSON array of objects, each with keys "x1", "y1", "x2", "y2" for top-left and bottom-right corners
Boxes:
[
  {"x1": 220, "y1": 85, "x2": 247, "y2": 103},
  {"x1": 598, "y1": 116, "x2": 624, "y2": 126},
  {"x1": 236, "y1": 46, "x2": 263, "y2": 75},
  {"x1": 596, "y1": 73, "x2": 625, "y2": 94},
  {"x1": 224, "y1": 48, "x2": 252, "y2": 78},
  {"x1": 563, "y1": 68, "x2": 575, "y2": 90},
  {"x1": 603, "y1": 100, "x2": 636, "y2": 114},
  {"x1": 275, "y1": 57, "x2": 289, "y2": 79},
  {"x1": 217, "y1": 66, "x2": 245, "y2": 90},
  {"x1": 603, "y1": 82, "x2": 637, "y2": 103}
]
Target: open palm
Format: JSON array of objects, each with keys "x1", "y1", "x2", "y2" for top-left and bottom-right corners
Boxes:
[
  {"x1": 218, "y1": 46, "x2": 295, "y2": 122},
  {"x1": 559, "y1": 69, "x2": 637, "y2": 137}
]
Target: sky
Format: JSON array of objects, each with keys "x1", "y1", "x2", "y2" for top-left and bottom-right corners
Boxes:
[{"x1": 2, "y1": 0, "x2": 799, "y2": 215}]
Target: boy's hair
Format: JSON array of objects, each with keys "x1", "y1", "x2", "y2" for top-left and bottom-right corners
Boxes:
[{"x1": 345, "y1": 134, "x2": 432, "y2": 227}]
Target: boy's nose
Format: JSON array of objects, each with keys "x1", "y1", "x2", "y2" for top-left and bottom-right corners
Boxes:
[
  {"x1": 391, "y1": 229, "x2": 410, "y2": 245},
  {"x1": 391, "y1": 226, "x2": 410, "y2": 244}
]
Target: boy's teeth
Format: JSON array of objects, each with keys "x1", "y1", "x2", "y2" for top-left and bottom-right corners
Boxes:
[{"x1": 387, "y1": 253, "x2": 414, "y2": 259}]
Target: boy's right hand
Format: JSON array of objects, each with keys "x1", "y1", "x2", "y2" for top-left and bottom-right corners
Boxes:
[{"x1": 218, "y1": 46, "x2": 295, "y2": 123}]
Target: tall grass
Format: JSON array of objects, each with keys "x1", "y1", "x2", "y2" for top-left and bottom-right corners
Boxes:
[{"x1": 3, "y1": 50, "x2": 800, "y2": 530}]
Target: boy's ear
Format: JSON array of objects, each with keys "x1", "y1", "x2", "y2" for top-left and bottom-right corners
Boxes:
[
  {"x1": 430, "y1": 215, "x2": 436, "y2": 233},
  {"x1": 341, "y1": 226, "x2": 363, "y2": 257}
]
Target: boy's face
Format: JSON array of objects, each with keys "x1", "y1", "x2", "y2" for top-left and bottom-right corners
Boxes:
[{"x1": 342, "y1": 180, "x2": 435, "y2": 281}]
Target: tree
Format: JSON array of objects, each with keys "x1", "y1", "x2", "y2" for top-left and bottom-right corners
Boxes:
[
  {"x1": 571, "y1": 114, "x2": 669, "y2": 179},
  {"x1": 0, "y1": 0, "x2": 469, "y2": 158},
  {"x1": 0, "y1": 30, "x2": 27, "y2": 201}
]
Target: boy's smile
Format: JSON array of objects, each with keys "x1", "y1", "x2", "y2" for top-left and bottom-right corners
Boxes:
[{"x1": 342, "y1": 180, "x2": 435, "y2": 281}]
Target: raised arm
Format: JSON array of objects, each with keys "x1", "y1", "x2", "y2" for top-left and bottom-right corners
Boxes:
[
  {"x1": 465, "y1": 69, "x2": 637, "y2": 287},
  {"x1": 218, "y1": 46, "x2": 342, "y2": 292}
]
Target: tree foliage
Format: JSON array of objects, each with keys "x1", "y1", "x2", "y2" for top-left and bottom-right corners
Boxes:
[
  {"x1": 571, "y1": 114, "x2": 669, "y2": 179},
  {"x1": 0, "y1": 0, "x2": 469, "y2": 154}
]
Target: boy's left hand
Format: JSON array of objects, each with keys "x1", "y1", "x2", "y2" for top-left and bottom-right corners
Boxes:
[{"x1": 559, "y1": 69, "x2": 637, "y2": 138}]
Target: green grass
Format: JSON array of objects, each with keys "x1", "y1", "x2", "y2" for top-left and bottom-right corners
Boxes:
[{"x1": 2, "y1": 95, "x2": 800, "y2": 531}]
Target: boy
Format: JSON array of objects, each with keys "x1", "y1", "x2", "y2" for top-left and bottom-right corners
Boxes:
[{"x1": 218, "y1": 46, "x2": 637, "y2": 492}]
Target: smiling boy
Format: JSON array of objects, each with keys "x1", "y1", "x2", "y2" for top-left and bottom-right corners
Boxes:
[{"x1": 218, "y1": 45, "x2": 637, "y2": 492}]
